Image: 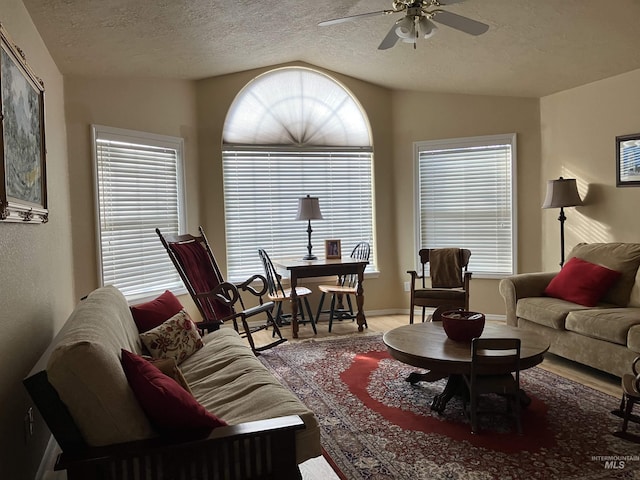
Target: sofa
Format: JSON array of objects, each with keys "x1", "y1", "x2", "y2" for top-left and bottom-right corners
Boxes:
[
  {"x1": 24, "y1": 285, "x2": 321, "y2": 479},
  {"x1": 499, "y1": 242, "x2": 640, "y2": 378}
]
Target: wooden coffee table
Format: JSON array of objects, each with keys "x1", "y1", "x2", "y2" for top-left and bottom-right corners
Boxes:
[{"x1": 383, "y1": 321, "x2": 550, "y2": 412}]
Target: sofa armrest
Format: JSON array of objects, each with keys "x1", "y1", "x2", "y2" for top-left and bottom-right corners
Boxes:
[
  {"x1": 499, "y1": 272, "x2": 558, "y2": 326},
  {"x1": 56, "y1": 415, "x2": 305, "y2": 480}
]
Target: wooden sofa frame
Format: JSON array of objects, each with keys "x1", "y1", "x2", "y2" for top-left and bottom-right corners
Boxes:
[{"x1": 25, "y1": 362, "x2": 305, "y2": 479}]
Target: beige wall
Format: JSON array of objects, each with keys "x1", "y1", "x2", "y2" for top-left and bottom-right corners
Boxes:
[
  {"x1": 0, "y1": 2, "x2": 75, "y2": 478},
  {"x1": 64, "y1": 76, "x2": 201, "y2": 303},
  {"x1": 392, "y1": 91, "x2": 542, "y2": 315},
  {"x1": 540, "y1": 68, "x2": 640, "y2": 272},
  {"x1": 195, "y1": 62, "x2": 399, "y2": 313}
]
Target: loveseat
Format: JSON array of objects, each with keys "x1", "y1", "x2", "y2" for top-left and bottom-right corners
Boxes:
[
  {"x1": 24, "y1": 285, "x2": 321, "y2": 479},
  {"x1": 499, "y1": 242, "x2": 640, "y2": 378}
]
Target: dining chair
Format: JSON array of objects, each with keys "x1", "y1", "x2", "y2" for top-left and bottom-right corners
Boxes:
[
  {"x1": 316, "y1": 242, "x2": 370, "y2": 332},
  {"x1": 463, "y1": 337, "x2": 522, "y2": 434},
  {"x1": 156, "y1": 227, "x2": 286, "y2": 355},
  {"x1": 407, "y1": 248, "x2": 472, "y2": 324},
  {"x1": 611, "y1": 356, "x2": 640, "y2": 443},
  {"x1": 257, "y1": 248, "x2": 317, "y2": 334}
]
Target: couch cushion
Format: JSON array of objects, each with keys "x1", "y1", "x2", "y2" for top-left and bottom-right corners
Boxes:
[
  {"x1": 567, "y1": 243, "x2": 640, "y2": 307},
  {"x1": 516, "y1": 297, "x2": 596, "y2": 330},
  {"x1": 629, "y1": 267, "x2": 640, "y2": 308},
  {"x1": 139, "y1": 310, "x2": 204, "y2": 364},
  {"x1": 544, "y1": 257, "x2": 621, "y2": 307},
  {"x1": 47, "y1": 286, "x2": 155, "y2": 446},
  {"x1": 181, "y1": 328, "x2": 321, "y2": 465},
  {"x1": 628, "y1": 325, "x2": 640, "y2": 352},
  {"x1": 565, "y1": 309, "x2": 640, "y2": 346},
  {"x1": 121, "y1": 350, "x2": 226, "y2": 435},
  {"x1": 130, "y1": 290, "x2": 184, "y2": 333}
]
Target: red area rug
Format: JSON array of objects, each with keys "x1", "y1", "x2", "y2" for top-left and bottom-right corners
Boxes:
[{"x1": 259, "y1": 333, "x2": 640, "y2": 479}]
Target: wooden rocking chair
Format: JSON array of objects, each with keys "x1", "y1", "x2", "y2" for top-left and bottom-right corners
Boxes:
[{"x1": 157, "y1": 227, "x2": 286, "y2": 354}]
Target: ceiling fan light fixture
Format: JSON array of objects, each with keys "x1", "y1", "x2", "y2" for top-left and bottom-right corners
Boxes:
[
  {"x1": 419, "y1": 16, "x2": 437, "y2": 39},
  {"x1": 395, "y1": 16, "x2": 414, "y2": 38}
]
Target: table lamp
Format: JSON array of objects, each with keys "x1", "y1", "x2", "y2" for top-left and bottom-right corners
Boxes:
[
  {"x1": 542, "y1": 177, "x2": 583, "y2": 267},
  {"x1": 296, "y1": 195, "x2": 323, "y2": 260}
]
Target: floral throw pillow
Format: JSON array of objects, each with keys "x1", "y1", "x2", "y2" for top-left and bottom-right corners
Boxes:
[{"x1": 139, "y1": 310, "x2": 203, "y2": 364}]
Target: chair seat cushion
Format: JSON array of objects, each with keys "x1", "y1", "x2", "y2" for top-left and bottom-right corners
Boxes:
[{"x1": 414, "y1": 288, "x2": 466, "y2": 301}]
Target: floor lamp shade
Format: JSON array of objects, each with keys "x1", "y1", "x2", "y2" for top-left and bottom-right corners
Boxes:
[
  {"x1": 542, "y1": 177, "x2": 582, "y2": 209},
  {"x1": 296, "y1": 195, "x2": 323, "y2": 260},
  {"x1": 542, "y1": 177, "x2": 583, "y2": 267}
]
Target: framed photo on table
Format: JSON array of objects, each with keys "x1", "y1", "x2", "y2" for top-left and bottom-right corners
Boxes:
[
  {"x1": 0, "y1": 24, "x2": 48, "y2": 223},
  {"x1": 616, "y1": 133, "x2": 640, "y2": 187},
  {"x1": 325, "y1": 239, "x2": 341, "y2": 259}
]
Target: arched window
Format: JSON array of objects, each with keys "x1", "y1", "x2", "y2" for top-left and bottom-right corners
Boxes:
[{"x1": 222, "y1": 67, "x2": 375, "y2": 280}]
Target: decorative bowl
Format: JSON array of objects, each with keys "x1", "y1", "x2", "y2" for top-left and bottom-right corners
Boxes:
[{"x1": 441, "y1": 310, "x2": 485, "y2": 342}]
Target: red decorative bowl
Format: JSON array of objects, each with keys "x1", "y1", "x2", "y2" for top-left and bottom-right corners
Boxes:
[{"x1": 441, "y1": 310, "x2": 485, "y2": 342}]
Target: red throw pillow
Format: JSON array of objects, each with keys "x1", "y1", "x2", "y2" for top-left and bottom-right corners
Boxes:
[
  {"x1": 130, "y1": 290, "x2": 184, "y2": 333},
  {"x1": 121, "y1": 350, "x2": 226, "y2": 435},
  {"x1": 544, "y1": 257, "x2": 621, "y2": 307}
]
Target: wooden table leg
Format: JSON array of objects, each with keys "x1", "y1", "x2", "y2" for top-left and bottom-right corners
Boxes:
[
  {"x1": 290, "y1": 272, "x2": 299, "y2": 339},
  {"x1": 356, "y1": 266, "x2": 366, "y2": 332},
  {"x1": 431, "y1": 374, "x2": 466, "y2": 413}
]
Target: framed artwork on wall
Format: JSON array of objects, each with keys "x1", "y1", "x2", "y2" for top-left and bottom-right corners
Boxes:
[
  {"x1": 616, "y1": 133, "x2": 640, "y2": 187},
  {"x1": 325, "y1": 239, "x2": 341, "y2": 259},
  {"x1": 0, "y1": 24, "x2": 47, "y2": 223}
]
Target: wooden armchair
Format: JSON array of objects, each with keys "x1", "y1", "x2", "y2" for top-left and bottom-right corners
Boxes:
[{"x1": 407, "y1": 248, "x2": 472, "y2": 324}]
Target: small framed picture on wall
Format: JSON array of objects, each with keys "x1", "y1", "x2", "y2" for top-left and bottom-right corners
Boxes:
[{"x1": 325, "y1": 239, "x2": 341, "y2": 259}]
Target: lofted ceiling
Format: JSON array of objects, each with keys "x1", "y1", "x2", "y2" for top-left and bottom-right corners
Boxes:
[{"x1": 23, "y1": 0, "x2": 640, "y2": 98}]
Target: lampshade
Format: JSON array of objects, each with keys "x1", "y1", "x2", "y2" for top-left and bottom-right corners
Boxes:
[
  {"x1": 419, "y1": 17, "x2": 437, "y2": 39},
  {"x1": 395, "y1": 17, "x2": 414, "y2": 39},
  {"x1": 542, "y1": 177, "x2": 583, "y2": 209},
  {"x1": 296, "y1": 195, "x2": 323, "y2": 221}
]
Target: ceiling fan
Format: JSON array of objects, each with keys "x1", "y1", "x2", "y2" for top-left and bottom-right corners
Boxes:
[{"x1": 318, "y1": 0, "x2": 489, "y2": 50}]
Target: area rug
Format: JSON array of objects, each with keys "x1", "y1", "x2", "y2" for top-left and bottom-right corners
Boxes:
[{"x1": 259, "y1": 334, "x2": 640, "y2": 479}]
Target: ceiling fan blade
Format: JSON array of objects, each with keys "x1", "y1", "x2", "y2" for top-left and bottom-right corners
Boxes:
[
  {"x1": 431, "y1": 10, "x2": 489, "y2": 36},
  {"x1": 318, "y1": 10, "x2": 396, "y2": 27},
  {"x1": 378, "y1": 24, "x2": 400, "y2": 50}
]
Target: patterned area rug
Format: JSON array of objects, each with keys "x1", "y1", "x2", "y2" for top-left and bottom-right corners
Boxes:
[{"x1": 259, "y1": 334, "x2": 640, "y2": 479}]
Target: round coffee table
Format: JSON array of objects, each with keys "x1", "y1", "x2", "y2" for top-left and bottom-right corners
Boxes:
[{"x1": 383, "y1": 321, "x2": 550, "y2": 412}]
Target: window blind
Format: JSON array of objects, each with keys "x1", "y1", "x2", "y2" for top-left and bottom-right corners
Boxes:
[
  {"x1": 222, "y1": 147, "x2": 375, "y2": 281},
  {"x1": 93, "y1": 125, "x2": 185, "y2": 301},
  {"x1": 415, "y1": 134, "x2": 517, "y2": 277}
]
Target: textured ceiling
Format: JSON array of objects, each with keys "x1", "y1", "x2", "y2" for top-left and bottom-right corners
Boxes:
[{"x1": 23, "y1": 0, "x2": 640, "y2": 97}]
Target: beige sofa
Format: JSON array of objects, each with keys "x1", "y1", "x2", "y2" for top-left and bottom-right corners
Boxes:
[
  {"x1": 24, "y1": 286, "x2": 320, "y2": 479},
  {"x1": 500, "y1": 243, "x2": 640, "y2": 378}
]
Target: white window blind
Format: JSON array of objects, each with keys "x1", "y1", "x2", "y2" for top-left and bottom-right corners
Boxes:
[
  {"x1": 415, "y1": 134, "x2": 517, "y2": 277},
  {"x1": 222, "y1": 147, "x2": 374, "y2": 281},
  {"x1": 93, "y1": 125, "x2": 186, "y2": 301}
]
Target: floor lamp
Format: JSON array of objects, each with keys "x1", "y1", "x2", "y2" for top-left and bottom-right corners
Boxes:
[
  {"x1": 296, "y1": 195, "x2": 323, "y2": 260},
  {"x1": 542, "y1": 177, "x2": 583, "y2": 267}
]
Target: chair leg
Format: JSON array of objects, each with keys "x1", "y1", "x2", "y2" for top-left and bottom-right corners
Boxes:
[
  {"x1": 421, "y1": 307, "x2": 427, "y2": 323},
  {"x1": 328, "y1": 294, "x2": 337, "y2": 332},
  {"x1": 621, "y1": 395, "x2": 635, "y2": 434},
  {"x1": 303, "y1": 297, "x2": 317, "y2": 334},
  {"x1": 470, "y1": 393, "x2": 479, "y2": 433},
  {"x1": 409, "y1": 306, "x2": 414, "y2": 324},
  {"x1": 315, "y1": 292, "x2": 326, "y2": 323}
]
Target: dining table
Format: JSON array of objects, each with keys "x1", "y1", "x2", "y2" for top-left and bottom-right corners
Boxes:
[{"x1": 272, "y1": 257, "x2": 369, "y2": 338}]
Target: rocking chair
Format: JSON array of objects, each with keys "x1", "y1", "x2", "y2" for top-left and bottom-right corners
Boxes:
[{"x1": 156, "y1": 227, "x2": 286, "y2": 354}]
